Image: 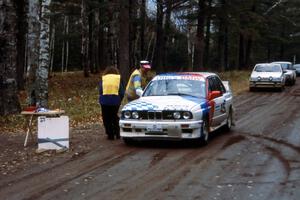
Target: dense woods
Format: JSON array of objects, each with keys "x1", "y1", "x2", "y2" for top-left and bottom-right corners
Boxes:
[{"x1": 1, "y1": 0, "x2": 300, "y2": 114}]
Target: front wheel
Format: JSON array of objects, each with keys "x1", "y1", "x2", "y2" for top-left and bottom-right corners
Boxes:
[
  {"x1": 224, "y1": 108, "x2": 233, "y2": 132},
  {"x1": 199, "y1": 119, "x2": 209, "y2": 145}
]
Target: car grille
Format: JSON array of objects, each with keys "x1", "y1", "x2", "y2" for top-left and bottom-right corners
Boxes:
[
  {"x1": 121, "y1": 110, "x2": 193, "y2": 120},
  {"x1": 139, "y1": 111, "x2": 161, "y2": 120},
  {"x1": 260, "y1": 77, "x2": 270, "y2": 81},
  {"x1": 138, "y1": 111, "x2": 176, "y2": 120}
]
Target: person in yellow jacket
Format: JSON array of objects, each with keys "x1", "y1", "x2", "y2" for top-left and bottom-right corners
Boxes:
[
  {"x1": 126, "y1": 60, "x2": 151, "y2": 102},
  {"x1": 99, "y1": 66, "x2": 124, "y2": 140}
]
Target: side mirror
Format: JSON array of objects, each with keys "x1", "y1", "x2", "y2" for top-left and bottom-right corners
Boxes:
[{"x1": 208, "y1": 91, "x2": 221, "y2": 100}]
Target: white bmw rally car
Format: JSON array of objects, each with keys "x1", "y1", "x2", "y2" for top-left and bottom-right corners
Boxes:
[{"x1": 120, "y1": 72, "x2": 234, "y2": 145}]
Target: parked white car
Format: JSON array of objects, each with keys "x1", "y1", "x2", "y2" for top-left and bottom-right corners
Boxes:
[
  {"x1": 249, "y1": 63, "x2": 285, "y2": 91},
  {"x1": 272, "y1": 61, "x2": 296, "y2": 85},
  {"x1": 293, "y1": 64, "x2": 300, "y2": 76},
  {"x1": 120, "y1": 72, "x2": 234, "y2": 145}
]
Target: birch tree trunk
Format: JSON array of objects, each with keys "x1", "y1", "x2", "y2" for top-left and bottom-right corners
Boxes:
[
  {"x1": 26, "y1": 0, "x2": 40, "y2": 106},
  {"x1": 81, "y1": 0, "x2": 89, "y2": 77},
  {"x1": 204, "y1": 0, "x2": 212, "y2": 67},
  {"x1": 49, "y1": 23, "x2": 55, "y2": 74},
  {"x1": 61, "y1": 15, "x2": 69, "y2": 73},
  {"x1": 153, "y1": 0, "x2": 164, "y2": 72},
  {"x1": 36, "y1": 0, "x2": 51, "y2": 108},
  {"x1": 187, "y1": 25, "x2": 193, "y2": 71},
  {"x1": 194, "y1": 0, "x2": 205, "y2": 71},
  {"x1": 0, "y1": 0, "x2": 21, "y2": 115}
]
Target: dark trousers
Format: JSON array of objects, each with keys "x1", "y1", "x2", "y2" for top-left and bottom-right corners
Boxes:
[{"x1": 101, "y1": 104, "x2": 120, "y2": 139}]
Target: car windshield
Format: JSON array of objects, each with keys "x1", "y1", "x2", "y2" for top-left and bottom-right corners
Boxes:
[
  {"x1": 143, "y1": 77, "x2": 206, "y2": 98},
  {"x1": 254, "y1": 65, "x2": 281, "y2": 72},
  {"x1": 273, "y1": 63, "x2": 291, "y2": 70}
]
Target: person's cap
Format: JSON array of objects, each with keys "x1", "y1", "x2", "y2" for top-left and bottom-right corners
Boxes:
[{"x1": 140, "y1": 60, "x2": 151, "y2": 69}]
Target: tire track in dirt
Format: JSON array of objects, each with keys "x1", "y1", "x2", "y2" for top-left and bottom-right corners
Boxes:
[
  {"x1": 236, "y1": 93, "x2": 286, "y2": 128},
  {"x1": 149, "y1": 151, "x2": 169, "y2": 167},
  {"x1": 249, "y1": 134, "x2": 300, "y2": 154},
  {"x1": 0, "y1": 144, "x2": 139, "y2": 200},
  {"x1": 221, "y1": 135, "x2": 246, "y2": 150},
  {"x1": 85, "y1": 135, "x2": 234, "y2": 200},
  {"x1": 23, "y1": 148, "x2": 138, "y2": 200},
  {"x1": 0, "y1": 141, "x2": 119, "y2": 188},
  {"x1": 264, "y1": 146, "x2": 291, "y2": 181}
]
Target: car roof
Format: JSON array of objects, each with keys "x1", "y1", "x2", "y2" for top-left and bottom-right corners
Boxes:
[
  {"x1": 158, "y1": 72, "x2": 217, "y2": 78},
  {"x1": 254, "y1": 63, "x2": 281, "y2": 67},
  {"x1": 255, "y1": 63, "x2": 270, "y2": 66},
  {"x1": 271, "y1": 61, "x2": 292, "y2": 64}
]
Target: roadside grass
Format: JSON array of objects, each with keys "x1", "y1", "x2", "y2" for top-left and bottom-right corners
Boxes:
[
  {"x1": 0, "y1": 70, "x2": 250, "y2": 133},
  {"x1": 218, "y1": 70, "x2": 251, "y2": 95},
  {"x1": 0, "y1": 72, "x2": 101, "y2": 133}
]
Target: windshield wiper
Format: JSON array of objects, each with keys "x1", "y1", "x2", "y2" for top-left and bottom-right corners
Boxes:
[{"x1": 167, "y1": 93, "x2": 200, "y2": 98}]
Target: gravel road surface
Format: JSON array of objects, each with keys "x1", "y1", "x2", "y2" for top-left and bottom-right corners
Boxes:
[{"x1": 1, "y1": 79, "x2": 300, "y2": 200}]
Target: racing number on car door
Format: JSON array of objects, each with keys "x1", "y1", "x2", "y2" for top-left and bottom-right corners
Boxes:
[{"x1": 208, "y1": 76, "x2": 227, "y2": 126}]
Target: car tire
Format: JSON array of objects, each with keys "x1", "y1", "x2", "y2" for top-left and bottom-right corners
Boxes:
[
  {"x1": 199, "y1": 119, "x2": 209, "y2": 145},
  {"x1": 123, "y1": 138, "x2": 134, "y2": 146},
  {"x1": 249, "y1": 87, "x2": 255, "y2": 92},
  {"x1": 224, "y1": 108, "x2": 233, "y2": 132}
]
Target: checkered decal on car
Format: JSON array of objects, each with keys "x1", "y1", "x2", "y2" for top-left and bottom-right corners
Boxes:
[{"x1": 123, "y1": 101, "x2": 159, "y2": 111}]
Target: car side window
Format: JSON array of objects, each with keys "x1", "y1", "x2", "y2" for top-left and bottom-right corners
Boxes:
[
  {"x1": 213, "y1": 77, "x2": 226, "y2": 94},
  {"x1": 208, "y1": 78, "x2": 216, "y2": 92}
]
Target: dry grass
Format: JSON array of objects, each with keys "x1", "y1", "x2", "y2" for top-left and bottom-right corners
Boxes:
[
  {"x1": 0, "y1": 70, "x2": 250, "y2": 133},
  {"x1": 218, "y1": 70, "x2": 251, "y2": 95},
  {"x1": 0, "y1": 72, "x2": 101, "y2": 133}
]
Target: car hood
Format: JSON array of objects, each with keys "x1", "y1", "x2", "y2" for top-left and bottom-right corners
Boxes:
[
  {"x1": 285, "y1": 70, "x2": 295, "y2": 75},
  {"x1": 251, "y1": 71, "x2": 282, "y2": 78},
  {"x1": 122, "y1": 96, "x2": 207, "y2": 111}
]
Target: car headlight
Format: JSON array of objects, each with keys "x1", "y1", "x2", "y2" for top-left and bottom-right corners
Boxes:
[
  {"x1": 250, "y1": 77, "x2": 256, "y2": 81},
  {"x1": 183, "y1": 111, "x2": 192, "y2": 119},
  {"x1": 124, "y1": 111, "x2": 131, "y2": 119},
  {"x1": 257, "y1": 76, "x2": 261, "y2": 81},
  {"x1": 132, "y1": 111, "x2": 139, "y2": 119},
  {"x1": 173, "y1": 111, "x2": 181, "y2": 119},
  {"x1": 269, "y1": 76, "x2": 273, "y2": 81},
  {"x1": 273, "y1": 77, "x2": 282, "y2": 81}
]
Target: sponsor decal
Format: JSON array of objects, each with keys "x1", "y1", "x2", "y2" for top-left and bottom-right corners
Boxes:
[{"x1": 154, "y1": 75, "x2": 204, "y2": 81}]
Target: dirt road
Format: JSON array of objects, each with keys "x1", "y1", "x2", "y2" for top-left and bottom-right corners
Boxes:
[{"x1": 1, "y1": 79, "x2": 300, "y2": 200}]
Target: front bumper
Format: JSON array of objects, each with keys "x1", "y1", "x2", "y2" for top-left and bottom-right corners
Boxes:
[
  {"x1": 119, "y1": 120, "x2": 203, "y2": 140},
  {"x1": 249, "y1": 81, "x2": 283, "y2": 88}
]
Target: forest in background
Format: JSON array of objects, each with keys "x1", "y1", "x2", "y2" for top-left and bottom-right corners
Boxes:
[{"x1": 1, "y1": 0, "x2": 300, "y2": 115}]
